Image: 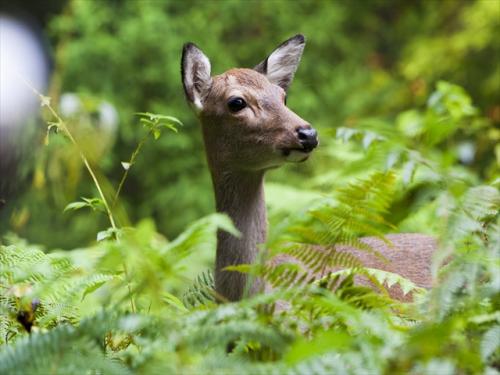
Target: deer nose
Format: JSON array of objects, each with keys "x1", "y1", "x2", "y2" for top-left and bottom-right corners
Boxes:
[{"x1": 296, "y1": 126, "x2": 318, "y2": 152}]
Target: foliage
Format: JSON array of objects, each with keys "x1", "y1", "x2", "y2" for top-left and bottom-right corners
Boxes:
[
  {"x1": 1, "y1": 78, "x2": 499, "y2": 373},
  {"x1": 1, "y1": 174, "x2": 498, "y2": 373},
  {"x1": 1, "y1": 1, "x2": 499, "y2": 374},
  {"x1": 4, "y1": 0, "x2": 498, "y2": 248}
]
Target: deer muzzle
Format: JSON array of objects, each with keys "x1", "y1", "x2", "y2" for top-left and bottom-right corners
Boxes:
[{"x1": 296, "y1": 126, "x2": 318, "y2": 152}]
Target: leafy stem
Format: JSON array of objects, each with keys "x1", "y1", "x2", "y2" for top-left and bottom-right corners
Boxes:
[
  {"x1": 113, "y1": 132, "x2": 149, "y2": 207},
  {"x1": 22, "y1": 79, "x2": 136, "y2": 311},
  {"x1": 113, "y1": 112, "x2": 182, "y2": 207},
  {"x1": 30, "y1": 86, "x2": 118, "y2": 231}
]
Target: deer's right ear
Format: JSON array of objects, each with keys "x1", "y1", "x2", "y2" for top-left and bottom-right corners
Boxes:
[
  {"x1": 254, "y1": 34, "x2": 305, "y2": 91},
  {"x1": 181, "y1": 43, "x2": 212, "y2": 112}
]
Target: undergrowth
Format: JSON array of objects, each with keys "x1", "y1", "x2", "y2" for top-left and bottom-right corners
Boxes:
[{"x1": 0, "y1": 82, "x2": 498, "y2": 374}]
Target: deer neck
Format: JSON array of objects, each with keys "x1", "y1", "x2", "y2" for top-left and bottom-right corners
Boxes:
[{"x1": 209, "y1": 167, "x2": 267, "y2": 301}]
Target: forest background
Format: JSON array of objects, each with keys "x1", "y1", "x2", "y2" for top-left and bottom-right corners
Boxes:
[{"x1": 0, "y1": 1, "x2": 499, "y2": 374}]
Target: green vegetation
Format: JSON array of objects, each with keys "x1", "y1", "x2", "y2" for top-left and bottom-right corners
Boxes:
[{"x1": 1, "y1": 0, "x2": 499, "y2": 374}]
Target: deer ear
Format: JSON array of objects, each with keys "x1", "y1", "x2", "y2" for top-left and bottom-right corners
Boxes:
[
  {"x1": 254, "y1": 34, "x2": 305, "y2": 91},
  {"x1": 181, "y1": 43, "x2": 212, "y2": 111}
]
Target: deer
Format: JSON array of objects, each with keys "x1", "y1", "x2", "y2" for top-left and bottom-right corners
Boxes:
[{"x1": 181, "y1": 34, "x2": 437, "y2": 302}]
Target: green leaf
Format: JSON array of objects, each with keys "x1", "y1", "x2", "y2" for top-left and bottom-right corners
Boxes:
[
  {"x1": 81, "y1": 274, "x2": 114, "y2": 301},
  {"x1": 223, "y1": 264, "x2": 255, "y2": 273},
  {"x1": 44, "y1": 122, "x2": 60, "y2": 145},
  {"x1": 64, "y1": 198, "x2": 105, "y2": 214},
  {"x1": 402, "y1": 159, "x2": 416, "y2": 185},
  {"x1": 136, "y1": 112, "x2": 182, "y2": 124},
  {"x1": 285, "y1": 331, "x2": 353, "y2": 365},
  {"x1": 182, "y1": 270, "x2": 216, "y2": 308},
  {"x1": 159, "y1": 122, "x2": 179, "y2": 133},
  {"x1": 83, "y1": 198, "x2": 105, "y2": 212},
  {"x1": 97, "y1": 229, "x2": 113, "y2": 242},
  {"x1": 163, "y1": 292, "x2": 189, "y2": 312},
  {"x1": 64, "y1": 201, "x2": 89, "y2": 212},
  {"x1": 139, "y1": 118, "x2": 154, "y2": 126},
  {"x1": 361, "y1": 131, "x2": 380, "y2": 149},
  {"x1": 397, "y1": 109, "x2": 423, "y2": 138},
  {"x1": 152, "y1": 128, "x2": 161, "y2": 140},
  {"x1": 481, "y1": 325, "x2": 500, "y2": 361},
  {"x1": 385, "y1": 151, "x2": 400, "y2": 170},
  {"x1": 336, "y1": 127, "x2": 358, "y2": 143},
  {"x1": 165, "y1": 213, "x2": 240, "y2": 260}
]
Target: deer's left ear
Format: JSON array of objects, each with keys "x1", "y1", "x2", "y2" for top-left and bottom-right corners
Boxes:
[
  {"x1": 254, "y1": 34, "x2": 305, "y2": 91},
  {"x1": 181, "y1": 43, "x2": 212, "y2": 111}
]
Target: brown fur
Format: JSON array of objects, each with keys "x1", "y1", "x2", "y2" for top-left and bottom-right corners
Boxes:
[{"x1": 270, "y1": 234, "x2": 436, "y2": 302}]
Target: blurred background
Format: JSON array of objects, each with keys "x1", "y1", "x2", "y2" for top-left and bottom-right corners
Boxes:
[{"x1": 0, "y1": 0, "x2": 498, "y2": 250}]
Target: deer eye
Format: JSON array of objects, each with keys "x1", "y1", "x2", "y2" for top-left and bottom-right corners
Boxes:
[{"x1": 227, "y1": 97, "x2": 247, "y2": 112}]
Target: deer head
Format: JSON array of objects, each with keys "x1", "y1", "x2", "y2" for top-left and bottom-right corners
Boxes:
[{"x1": 181, "y1": 34, "x2": 318, "y2": 174}]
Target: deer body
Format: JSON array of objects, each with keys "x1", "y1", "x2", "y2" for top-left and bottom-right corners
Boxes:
[{"x1": 181, "y1": 35, "x2": 436, "y2": 301}]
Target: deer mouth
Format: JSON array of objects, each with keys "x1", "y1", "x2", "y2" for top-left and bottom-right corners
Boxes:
[
  {"x1": 281, "y1": 147, "x2": 311, "y2": 162},
  {"x1": 281, "y1": 147, "x2": 312, "y2": 156}
]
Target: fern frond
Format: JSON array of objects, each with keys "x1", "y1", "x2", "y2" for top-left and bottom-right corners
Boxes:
[
  {"x1": 165, "y1": 213, "x2": 239, "y2": 261},
  {"x1": 481, "y1": 325, "x2": 500, "y2": 361},
  {"x1": 269, "y1": 172, "x2": 397, "y2": 287},
  {"x1": 193, "y1": 320, "x2": 290, "y2": 352},
  {"x1": 0, "y1": 244, "x2": 114, "y2": 341},
  {"x1": 182, "y1": 270, "x2": 216, "y2": 308},
  {"x1": 0, "y1": 312, "x2": 129, "y2": 375},
  {"x1": 315, "y1": 268, "x2": 426, "y2": 298},
  {"x1": 287, "y1": 352, "x2": 369, "y2": 375},
  {"x1": 277, "y1": 244, "x2": 364, "y2": 277}
]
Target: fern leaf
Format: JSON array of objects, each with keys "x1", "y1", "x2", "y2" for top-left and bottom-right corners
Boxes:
[
  {"x1": 182, "y1": 270, "x2": 216, "y2": 308},
  {"x1": 481, "y1": 325, "x2": 500, "y2": 361}
]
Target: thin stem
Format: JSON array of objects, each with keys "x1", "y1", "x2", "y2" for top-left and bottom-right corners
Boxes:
[
  {"x1": 50, "y1": 101, "x2": 137, "y2": 311},
  {"x1": 21, "y1": 78, "x2": 117, "y2": 229},
  {"x1": 113, "y1": 131, "x2": 151, "y2": 207},
  {"x1": 22, "y1": 77, "x2": 136, "y2": 312},
  {"x1": 46, "y1": 101, "x2": 117, "y2": 231},
  {"x1": 123, "y1": 262, "x2": 137, "y2": 313}
]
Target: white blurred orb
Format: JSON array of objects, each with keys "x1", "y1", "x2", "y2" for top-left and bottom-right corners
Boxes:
[
  {"x1": 0, "y1": 15, "x2": 49, "y2": 130},
  {"x1": 59, "y1": 93, "x2": 82, "y2": 118},
  {"x1": 98, "y1": 101, "x2": 118, "y2": 134},
  {"x1": 457, "y1": 141, "x2": 475, "y2": 165}
]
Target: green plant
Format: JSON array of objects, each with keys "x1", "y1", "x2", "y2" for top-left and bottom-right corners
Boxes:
[{"x1": 1, "y1": 10, "x2": 498, "y2": 371}]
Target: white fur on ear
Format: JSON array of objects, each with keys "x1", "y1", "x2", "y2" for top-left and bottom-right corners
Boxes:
[
  {"x1": 181, "y1": 43, "x2": 212, "y2": 112},
  {"x1": 254, "y1": 34, "x2": 305, "y2": 91}
]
